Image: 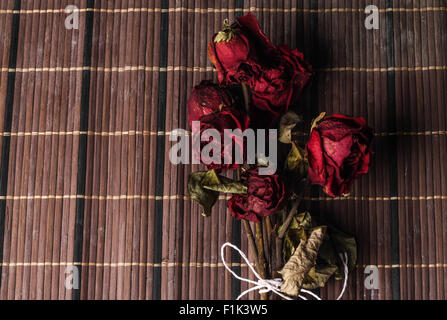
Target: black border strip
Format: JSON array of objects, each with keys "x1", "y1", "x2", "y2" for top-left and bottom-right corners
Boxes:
[
  {"x1": 385, "y1": 0, "x2": 401, "y2": 300},
  {"x1": 152, "y1": 0, "x2": 169, "y2": 300},
  {"x1": 72, "y1": 0, "x2": 95, "y2": 300},
  {"x1": 0, "y1": 0, "x2": 21, "y2": 289}
]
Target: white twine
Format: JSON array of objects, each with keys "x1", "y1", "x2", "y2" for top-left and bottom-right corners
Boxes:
[
  {"x1": 221, "y1": 242, "x2": 349, "y2": 300},
  {"x1": 336, "y1": 252, "x2": 349, "y2": 300}
]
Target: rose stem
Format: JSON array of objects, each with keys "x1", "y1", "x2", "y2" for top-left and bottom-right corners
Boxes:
[
  {"x1": 278, "y1": 181, "x2": 310, "y2": 239},
  {"x1": 265, "y1": 216, "x2": 272, "y2": 246},
  {"x1": 242, "y1": 220, "x2": 258, "y2": 261},
  {"x1": 266, "y1": 216, "x2": 278, "y2": 276},
  {"x1": 255, "y1": 222, "x2": 269, "y2": 300},
  {"x1": 262, "y1": 218, "x2": 270, "y2": 274},
  {"x1": 278, "y1": 199, "x2": 301, "y2": 239},
  {"x1": 236, "y1": 169, "x2": 259, "y2": 272},
  {"x1": 264, "y1": 216, "x2": 273, "y2": 274}
]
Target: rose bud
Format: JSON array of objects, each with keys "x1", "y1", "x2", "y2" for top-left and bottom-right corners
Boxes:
[
  {"x1": 187, "y1": 80, "x2": 234, "y2": 126},
  {"x1": 227, "y1": 168, "x2": 287, "y2": 223},
  {"x1": 306, "y1": 114, "x2": 374, "y2": 198},
  {"x1": 250, "y1": 45, "x2": 313, "y2": 128},
  {"x1": 193, "y1": 107, "x2": 250, "y2": 171},
  {"x1": 207, "y1": 18, "x2": 252, "y2": 84},
  {"x1": 207, "y1": 13, "x2": 279, "y2": 84}
]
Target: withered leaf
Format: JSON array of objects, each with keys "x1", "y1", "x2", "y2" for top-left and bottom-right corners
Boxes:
[
  {"x1": 214, "y1": 19, "x2": 236, "y2": 43},
  {"x1": 327, "y1": 224, "x2": 357, "y2": 279},
  {"x1": 188, "y1": 170, "x2": 248, "y2": 217},
  {"x1": 283, "y1": 143, "x2": 308, "y2": 193},
  {"x1": 310, "y1": 112, "x2": 326, "y2": 133},
  {"x1": 279, "y1": 226, "x2": 326, "y2": 297},
  {"x1": 202, "y1": 170, "x2": 248, "y2": 194},
  {"x1": 284, "y1": 143, "x2": 308, "y2": 176},
  {"x1": 279, "y1": 111, "x2": 302, "y2": 144},
  {"x1": 188, "y1": 172, "x2": 219, "y2": 217},
  {"x1": 281, "y1": 212, "x2": 357, "y2": 290},
  {"x1": 303, "y1": 264, "x2": 338, "y2": 290},
  {"x1": 214, "y1": 30, "x2": 235, "y2": 43}
]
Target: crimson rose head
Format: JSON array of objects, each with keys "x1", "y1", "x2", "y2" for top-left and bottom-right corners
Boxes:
[
  {"x1": 207, "y1": 19, "x2": 252, "y2": 84},
  {"x1": 306, "y1": 114, "x2": 373, "y2": 198},
  {"x1": 228, "y1": 168, "x2": 287, "y2": 222},
  {"x1": 249, "y1": 45, "x2": 313, "y2": 128},
  {"x1": 207, "y1": 13, "x2": 313, "y2": 128},
  {"x1": 193, "y1": 107, "x2": 250, "y2": 171},
  {"x1": 187, "y1": 81, "x2": 234, "y2": 126}
]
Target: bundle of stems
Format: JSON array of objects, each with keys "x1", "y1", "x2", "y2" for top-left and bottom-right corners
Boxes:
[
  {"x1": 238, "y1": 177, "x2": 308, "y2": 300},
  {"x1": 238, "y1": 84, "x2": 308, "y2": 300}
]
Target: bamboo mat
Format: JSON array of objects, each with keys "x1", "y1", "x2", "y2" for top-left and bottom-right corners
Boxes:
[{"x1": 0, "y1": 0, "x2": 446, "y2": 300}]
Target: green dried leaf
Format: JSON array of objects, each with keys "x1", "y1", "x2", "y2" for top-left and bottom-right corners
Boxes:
[
  {"x1": 281, "y1": 218, "x2": 302, "y2": 263},
  {"x1": 283, "y1": 143, "x2": 308, "y2": 193},
  {"x1": 202, "y1": 170, "x2": 248, "y2": 194},
  {"x1": 302, "y1": 264, "x2": 338, "y2": 290},
  {"x1": 214, "y1": 30, "x2": 235, "y2": 43},
  {"x1": 188, "y1": 170, "x2": 248, "y2": 217},
  {"x1": 327, "y1": 224, "x2": 357, "y2": 278},
  {"x1": 188, "y1": 172, "x2": 219, "y2": 217},
  {"x1": 279, "y1": 112, "x2": 302, "y2": 144},
  {"x1": 280, "y1": 212, "x2": 314, "y2": 264},
  {"x1": 214, "y1": 20, "x2": 236, "y2": 43}
]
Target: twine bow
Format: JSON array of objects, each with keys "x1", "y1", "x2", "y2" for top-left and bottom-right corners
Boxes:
[{"x1": 221, "y1": 242, "x2": 349, "y2": 300}]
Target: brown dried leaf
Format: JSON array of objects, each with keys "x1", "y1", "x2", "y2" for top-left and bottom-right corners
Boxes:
[
  {"x1": 279, "y1": 112, "x2": 302, "y2": 144},
  {"x1": 278, "y1": 226, "x2": 326, "y2": 297}
]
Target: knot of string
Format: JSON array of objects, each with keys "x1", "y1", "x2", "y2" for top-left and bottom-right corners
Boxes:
[{"x1": 221, "y1": 242, "x2": 349, "y2": 301}]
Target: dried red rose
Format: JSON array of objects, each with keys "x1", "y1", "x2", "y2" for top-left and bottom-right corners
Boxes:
[
  {"x1": 306, "y1": 114, "x2": 373, "y2": 198},
  {"x1": 207, "y1": 13, "x2": 279, "y2": 85},
  {"x1": 187, "y1": 81, "x2": 234, "y2": 126},
  {"x1": 193, "y1": 107, "x2": 250, "y2": 171},
  {"x1": 227, "y1": 168, "x2": 287, "y2": 222},
  {"x1": 208, "y1": 13, "x2": 312, "y2": 128},
  {"x1": 250, "y1": 45, "x2": 313, "y2": 128},
  {"x1": 207, "y1": 19, "x2": 252, "y2": 84}
]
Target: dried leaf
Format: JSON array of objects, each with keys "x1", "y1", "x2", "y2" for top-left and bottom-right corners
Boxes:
[
  {"x1": 214, "y1": 30, "x2": 235, "y2": 43},
  {"x1": 202, "y1": 170, "x2": 248, "y2": 194},
  {"x1": 282, "y1": 143, "x2": 308, "y2": 194},
  {"x1": 326, "y1": 224, "x2": 357, "y2": 279},
  {"x1": 280, "y1": 213, "x2": 311, "y2": 263},
  {"x1": 281, "y1": 212, "x2": 357, "y2": 290},
  {"x1": 303, "y1": 264, "x2": 338, "y2": 290},
  {"x1": 310, "y1": 112, "x2": 326, "y2": 133},
  {"x1": 284, "y1": 143, "x2": 308, "y2": 183},
  {"x1": 188, "y1": 172, "x2": 219, "y2": 217},
  {"x1": 214, "y1": 20, "x2": 236, "y2": 43},
  {"x1": 279, "y1": 227, "x2": 326, "y2": 297},
  {"x1": 188, "y1": 170, "x2": 248, "y2": 217},
  {"x1": 279, "y1": 112, "x2": 302, "y2": 144}
]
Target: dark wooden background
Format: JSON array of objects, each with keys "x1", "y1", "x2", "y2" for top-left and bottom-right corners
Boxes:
[{"x1": 0, "y1": 0, "x2": 446, "y2": 300}]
